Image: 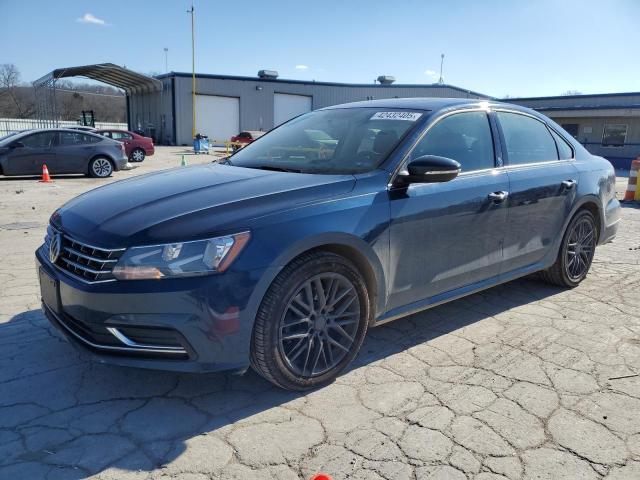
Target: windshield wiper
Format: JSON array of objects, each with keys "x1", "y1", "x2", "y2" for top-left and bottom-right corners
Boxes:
[{"x1": 254, "y1": 165, "x2": 302, "y2": 173}]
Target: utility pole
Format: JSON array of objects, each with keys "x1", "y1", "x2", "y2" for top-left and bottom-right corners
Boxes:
[
  {"x1": 188, "y1": 1, "x2": 196, "y2": 138},
  {"x1": 439, "y1": 54, "x2": 445, "y2": 84},
  {"x1": 164, "y1": 47, "x2": 168, "y2": 72}
]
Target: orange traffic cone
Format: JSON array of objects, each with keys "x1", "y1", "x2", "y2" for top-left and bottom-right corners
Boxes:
[
  {"x1": 309, "y1": 474, "x2": 332, "y2": 480},
  {"x1": 39, "y1": 164, "x2": 53, "y2": 183},
  {"x1": 623, "y1": 158, "x2": 640, "y2": 202}
]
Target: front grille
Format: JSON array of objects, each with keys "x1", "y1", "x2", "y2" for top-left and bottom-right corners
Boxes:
[{"x1": 45, "y1": 226, "x2": 125, "y2": 283}]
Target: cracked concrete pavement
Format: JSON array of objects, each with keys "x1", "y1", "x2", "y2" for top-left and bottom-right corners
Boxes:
[{"x1": 1, "y1": 148, "x2": 639, "y2": 479}]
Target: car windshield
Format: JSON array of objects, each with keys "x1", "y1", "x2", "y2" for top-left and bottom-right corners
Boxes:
[
  {"x1": 228, "y1": 108, "x2": 425, "y2": 174},
  {"x1": 0, "y1": 131, "x2": 24, "y2": 145}
]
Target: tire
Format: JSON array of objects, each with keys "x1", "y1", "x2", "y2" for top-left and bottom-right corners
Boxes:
[
  {"x1": 250, "y1": 251, "x2": 370, "y2": 391},
  {"x1": 540, "y1": 210, "x2": 597, "y2": 288},
  {"x1": 130, "y1": 148, "x2": 145, "y2": 162},
  {"x1": 88, "y1": 157, "x2": 114, "y2": 178}
]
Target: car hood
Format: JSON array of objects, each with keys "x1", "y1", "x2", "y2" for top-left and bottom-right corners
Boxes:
[{"x1": 53, "y1": 163, "x2": 355, "y2": 247}]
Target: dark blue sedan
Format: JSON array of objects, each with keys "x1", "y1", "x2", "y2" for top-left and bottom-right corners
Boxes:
[{"x1": 36, "y1": 98, "x2": 620, "y2": 390}]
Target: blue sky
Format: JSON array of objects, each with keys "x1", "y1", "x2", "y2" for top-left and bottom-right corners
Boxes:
[{"x1": 1, "y1": 0, "x2": 638, "y2": 98}]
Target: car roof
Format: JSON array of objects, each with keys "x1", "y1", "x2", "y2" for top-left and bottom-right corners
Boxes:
[
  {"x1": 321, "y1": 97, "x2": 537, "y2": 115},
  {"x1": 13, "y1": 128, "x2": 109, "y2": 139}
]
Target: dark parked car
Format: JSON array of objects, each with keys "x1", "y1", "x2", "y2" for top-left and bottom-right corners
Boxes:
[
  {"x1": 96, "y1": 129, "x2": 155, "y2": 162},
  {"x1": 36, "y1": 99, "x2": 620, "y2": 390},
  {"x1": 0, "y1": 129, "x2": 128, "y2": 178}
]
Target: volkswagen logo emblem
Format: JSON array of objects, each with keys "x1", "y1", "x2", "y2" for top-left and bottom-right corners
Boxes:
[{"x1": 49, "y1": 233, "x2": 62, "y2": 264}]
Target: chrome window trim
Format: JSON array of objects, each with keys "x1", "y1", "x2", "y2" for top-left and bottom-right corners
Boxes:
[{"x1": 499, "y1": 159, "x2": 576, "y2": 171}]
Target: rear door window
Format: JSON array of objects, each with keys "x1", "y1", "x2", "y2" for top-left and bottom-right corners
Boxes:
[
  {"x1": 496, "y1": 112, "x2": 559, "y2": 165},
  {"x1": 112, "y1": 132, "x2": 132, "y2": 140}
]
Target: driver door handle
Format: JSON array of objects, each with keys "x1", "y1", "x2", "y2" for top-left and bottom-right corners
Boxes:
[
  {"x1": 488, "y1": 191, "x2": 509, "y2": 203},
  {"x1": 561, "y1": 179, "x2": 577, "y2": 189}
]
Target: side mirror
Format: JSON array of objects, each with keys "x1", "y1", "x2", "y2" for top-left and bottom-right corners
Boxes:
[
  {"x1": 398, "y1": 155, "x2": 461, "y2": 184},
  {"x1": 10, "y1": 141, "x2": 25, "y2": 149}
]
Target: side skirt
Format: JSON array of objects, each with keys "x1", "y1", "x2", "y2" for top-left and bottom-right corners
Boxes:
[{"x1": 374, "y1": 261, "x2": 547, "y2": 327}]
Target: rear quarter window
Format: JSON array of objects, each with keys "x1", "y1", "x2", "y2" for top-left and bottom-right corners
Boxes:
[{"x1": 549, "y1": 129, "x2": 574, "y2": 160}]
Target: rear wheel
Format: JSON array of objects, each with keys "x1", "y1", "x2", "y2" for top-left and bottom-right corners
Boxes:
[
  {"x1": 88, "y1": 157, "x2": 114, "y2": 178},
  {"x1": 540, "y1": 210, "x2": 597, "y2": 287},
  {"x1": 250, "y1": 251, "x2": 370, "y2": 391},
  {"x1": 130, "y1": 148, "x2": 145, "y2": 162}
]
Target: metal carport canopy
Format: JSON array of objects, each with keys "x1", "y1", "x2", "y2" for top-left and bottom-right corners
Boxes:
[{"x1": 33, "y1": 63, "x2": 162, "y2": 94}]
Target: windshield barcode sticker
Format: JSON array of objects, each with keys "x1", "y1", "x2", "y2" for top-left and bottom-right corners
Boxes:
[{"x1": 370, "y1": 112, "x2": 422, "y2": 121}]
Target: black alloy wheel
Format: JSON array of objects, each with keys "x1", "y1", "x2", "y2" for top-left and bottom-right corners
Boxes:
[{"x1": 251, "y1": 251, "x2": 369, "y2": 390}]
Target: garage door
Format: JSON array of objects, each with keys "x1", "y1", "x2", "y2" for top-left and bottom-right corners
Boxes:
[
  {"x1": 274, "y1": 93, "x2": 312, "y2": 126},
  {"x1": 195, "y1": 95, "x2": 240, "y2": 141}
]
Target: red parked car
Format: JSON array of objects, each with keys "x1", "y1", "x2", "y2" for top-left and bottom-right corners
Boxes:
[
  {"x1": 96, "y1": 129, "x2": 155, "y2": 162},
  {"x1": 230, "y1": 130, "x2": 266, "y2": 151}
]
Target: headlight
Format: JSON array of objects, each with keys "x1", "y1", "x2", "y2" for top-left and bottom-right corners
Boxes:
[{"x1": 112, "y1": 232, "x2": 250, "y2": 280}]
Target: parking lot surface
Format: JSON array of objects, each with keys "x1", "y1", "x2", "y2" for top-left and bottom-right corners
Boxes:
[{"x1": 1, "y1": 148, "x2": 639, "y2": 480}]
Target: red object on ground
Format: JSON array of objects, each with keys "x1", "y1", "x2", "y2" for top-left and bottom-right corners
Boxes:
[
  {"x1": 309, "y1": 474, "x2": 332, "y2": 480},
  {"x1": 95, "y1": 129, "x2": 155, "y2": 160},
  {"x1": 39, "y1": 164, "x2": 53, "y2": 183}
]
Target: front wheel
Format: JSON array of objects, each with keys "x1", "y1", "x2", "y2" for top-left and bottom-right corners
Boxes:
[
  {"x1": 540, "y1": 210, "x2": 597, "y2": 287},
  {"x1": 88, "y1": 157, "x2": 114, "y2": 178},
  {"x1": 130, "y1": 148, "x2": 145, "y2": 162},
  {"x1": 250, "y1": 251, "x2": 370, "y2": 391}
]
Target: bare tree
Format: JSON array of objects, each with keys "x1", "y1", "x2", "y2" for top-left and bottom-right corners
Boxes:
[
  {"x1": 0, "y1": 63, "x2": 35, "y2": 118},
  {"x1": 561, "y1": 90, "x2": 583, "y2": 96}
]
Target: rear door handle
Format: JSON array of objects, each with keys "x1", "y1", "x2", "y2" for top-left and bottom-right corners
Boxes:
[
  {"x1": 562, "y1": 179, "x2": 577, "y2": 189},
  {"x1": 488, "y1": 191, "x2": 509, "y2": 203}
]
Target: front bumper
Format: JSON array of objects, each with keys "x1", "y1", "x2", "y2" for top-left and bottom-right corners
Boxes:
[{"x1": 35, "y1": 245, "x2": 273, "y2": 373}]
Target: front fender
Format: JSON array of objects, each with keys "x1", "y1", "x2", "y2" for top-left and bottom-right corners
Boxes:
[{"x1": 256, "y1": 232, "x2": 387, "y2": 318}]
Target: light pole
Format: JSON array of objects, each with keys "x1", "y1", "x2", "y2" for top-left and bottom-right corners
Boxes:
[
  {"x1": 164, "y1": 47, "x2": 168, "y2": 72},
  {"x1": 188, "y1": 1, "x2": 196, "y2": 138},
  {"x1": 438, "y1": 54, "x2": 445, "y2": 84}
]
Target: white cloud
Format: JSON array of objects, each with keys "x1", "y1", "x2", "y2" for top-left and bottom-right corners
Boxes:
[
  {"x1": 424, "y1": 69, "x2": 438, "y2": 80},
  {"x1": 77, "y1": 13, "x2": 106, "y2": 26},
  {"x1": 295, "y1": 65, "x2": 309, "y2": 70}
]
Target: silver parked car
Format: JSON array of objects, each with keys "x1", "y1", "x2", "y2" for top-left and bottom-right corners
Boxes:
[{"x1": 0, "y1": 129, "x2": 128, "y2": 178}]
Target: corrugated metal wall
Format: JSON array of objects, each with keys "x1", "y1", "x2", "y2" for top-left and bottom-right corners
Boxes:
[
  {"x1": 509, "y1": 93, "x2": 640, "y2": 110},
  {"x1": 137, "y1": 74, "x2": 489, "y2": 146},
  {"x1": 128, "y1": 78, "x2": 173, "y2": 144}
]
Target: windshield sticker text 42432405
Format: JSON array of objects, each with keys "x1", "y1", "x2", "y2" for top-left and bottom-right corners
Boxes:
[{"x1": 370, "y1": 112, "x2": 423, "y2": 121}]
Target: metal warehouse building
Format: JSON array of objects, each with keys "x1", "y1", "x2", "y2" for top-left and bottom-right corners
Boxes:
[
  {"x1": 508, "y1": 92, "x2": 640, "y2": 169},
  {"x1": 36, "y1": 64, "x2": 640, "y2": 169},
  {"x1": 127, "y1": 71, "x2": 489, "y2": 146}
]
